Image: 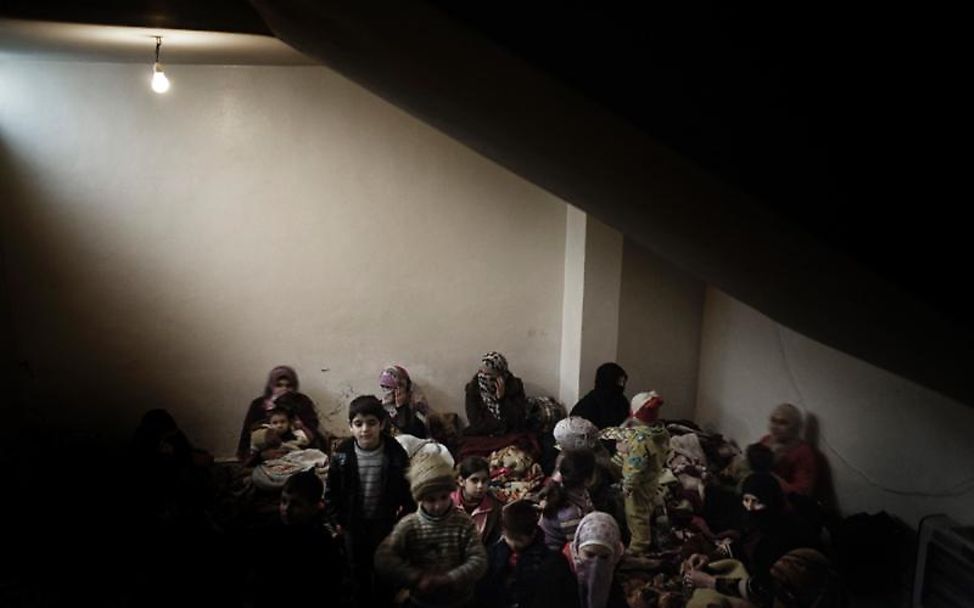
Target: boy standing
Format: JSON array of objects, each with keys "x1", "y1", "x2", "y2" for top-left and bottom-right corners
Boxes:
[
  {"x1": 374, "y1": 453, "x2": 487, "y2": 608},
  {"x1": 602, "y1": 390, "x2": 670, "y2": 555},
  {"x1": 326, "y1": 395, "x2": 414, "y2": 606},
  {"x1": 250, "y1": 469, "x2": 344, "y2": 607}
]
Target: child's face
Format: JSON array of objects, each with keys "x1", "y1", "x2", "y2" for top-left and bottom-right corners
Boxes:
[
  {"x1": 503, "y1": 531, "x2": 534, "y2": 552},
  {"x1": 349, "y1": 414, "x2": 383, "y2": 450},
  {"x1": 420, "y1": 489, "x2": 454, "y2": 517},
  {"x1": 280, "y1": 489, "x2": 320, "y2": 525},
  {"x1": 269, "y1": 413, "x2": 291, "y2": 434},
  {"x1": 461, "y1": 470, "x2": 489, "y2": 501}
]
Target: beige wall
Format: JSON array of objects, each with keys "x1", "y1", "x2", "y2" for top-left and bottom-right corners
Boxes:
[
  {"x1": 577, "y1": 215, "x2": 623, "y2": 398},
  {"x1": 696, "y1": 289, "x2": 974, "y2": 527},
  {"x1": 0, "y1": 60, "x2": 568, "y2": 456},
  {"x1": 617, "y1": 239, "x2": 704, "y2": 421}
]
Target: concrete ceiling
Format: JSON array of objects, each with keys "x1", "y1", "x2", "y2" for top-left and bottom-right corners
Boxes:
[{"x1": 0, "y1": 18, "x2": 314, "y2": 65}]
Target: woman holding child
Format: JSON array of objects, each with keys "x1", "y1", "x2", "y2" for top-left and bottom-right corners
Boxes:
[{"x1": 236, "y1": 365, "x2": 325, "y2": 461}]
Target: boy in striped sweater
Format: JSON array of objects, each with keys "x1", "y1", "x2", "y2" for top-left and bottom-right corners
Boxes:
[
  {"x1": 326, "y1": 395, "x2": 415, "y2": 606},
  {"x1": 375, "y1": 453, "x2": 488, "y2": 608}
]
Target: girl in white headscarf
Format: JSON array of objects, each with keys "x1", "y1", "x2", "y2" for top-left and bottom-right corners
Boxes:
[
  {"x1": 530, "y1": 512, "x2": 628, "y2": 608},
  {"x1": 570, "y1": 512, "x2": 627, "y2": 608}
]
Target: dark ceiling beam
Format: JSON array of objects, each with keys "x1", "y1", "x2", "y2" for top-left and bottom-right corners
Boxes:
[{"x1": 0, "y1": 0, "x2": 270, "y2": 35}]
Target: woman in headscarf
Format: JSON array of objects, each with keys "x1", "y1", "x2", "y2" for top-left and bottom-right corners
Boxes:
[
  {"x1": 464, "y1": 351, "x2": 529, "y2": 436},
  {"x1": 759, "y1": 403, "x2": 818, "y2": 496},
  {"x1": 236, "y1": 365, "x2": 325, "y2": 461},
  {"x1": 378, "y1": 364, "x2": 431, "y2": 437},
  {"x1": 570, "y1": 363, "x2": 630, "y2": 430},
  {"x1": 683, "y1": 472, "x2": 820, "y2": 606},
  {"x1": 532, "y1": 511, "x2": 628, "y2": 608}
]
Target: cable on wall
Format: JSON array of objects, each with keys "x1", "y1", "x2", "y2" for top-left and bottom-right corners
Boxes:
[{"x1": 773, "y1": 324, "x2": 974, "y2": 498}]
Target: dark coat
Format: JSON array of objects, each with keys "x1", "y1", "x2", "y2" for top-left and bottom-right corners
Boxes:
[
  {"x1": 250, "y1": 521, "x2": 345, "y2": 607},
  {"x1": 464, "y1": 373, "x2": 529, "y2": 436},
  {"x1": 477, "y1": 531, "x2": 553, "y2": 608},
  {"x1": 324, "y1": 436, "x2": 415, "y2": 528}
]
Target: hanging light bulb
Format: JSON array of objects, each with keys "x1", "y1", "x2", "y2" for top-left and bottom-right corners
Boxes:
[{"x1": 150, "y1": 36, "x2": 170, "y2": 94}]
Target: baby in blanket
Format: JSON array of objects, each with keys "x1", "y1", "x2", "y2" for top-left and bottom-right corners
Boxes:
[{"x1": 248, "y1": 405, "x2": 309, "y2": 465}]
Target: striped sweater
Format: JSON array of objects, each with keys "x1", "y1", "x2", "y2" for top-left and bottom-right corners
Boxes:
[
  {"x1": 539, "y1": 487, "x2": 594, "y2": 551},
  {"x1": 374, "y1": 507, "x2": 488, "y2": 608}
]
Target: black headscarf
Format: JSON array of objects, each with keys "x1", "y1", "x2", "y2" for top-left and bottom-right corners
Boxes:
[{"x1": 570, "y1": 362, "x2": 629, "y2": 429}]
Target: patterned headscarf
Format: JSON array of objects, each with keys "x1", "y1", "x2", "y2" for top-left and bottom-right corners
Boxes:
[
  {"x1": 571, "y1": 512, "x2": 624, "y2": 608},
  {"x1": 478, "y1": 351, "x2": 509, "y2": 420},
  {"x1": 379, "y1": 365, "x2": 411, "y2": 412},
  {"x1": 481, "y1": 351, "x2": 508, "y2": 375}
]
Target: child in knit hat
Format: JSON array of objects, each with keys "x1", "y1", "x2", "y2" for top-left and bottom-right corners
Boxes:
[
  {"x1": 601, "y1": 391, "x2": 671, "y2": 555},
  {"x1": 539, "y1": 450, "x2": 596, "y2": 551},
  {"x1": 551, "y1": 416, "x2": 627, "y2": 541},
  {"x1": 374, "y1": 453, "x2": 488, "y2": 608}
]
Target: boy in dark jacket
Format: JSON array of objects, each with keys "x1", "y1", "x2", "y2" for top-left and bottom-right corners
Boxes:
[
  {"x1": 250, "y1": 469, "x2": 344, "y2": 607},
  {"x1": 477, "y1": 499, "x2": 553, "y2": 608},
  {"x1": 325, "y1": 395, "x2": 415, "y2": 606}
]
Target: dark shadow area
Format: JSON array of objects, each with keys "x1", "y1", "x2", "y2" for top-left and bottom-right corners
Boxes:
[
  {"x1": 0, "y1": 139, "x2": 243, "y2": 606},
  {"x1": 803, "y1": 413, "x2": 839, "y2": 517}
]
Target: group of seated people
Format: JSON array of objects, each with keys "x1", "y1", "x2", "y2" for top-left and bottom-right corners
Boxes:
[{"x1": 132, "y1": 354, "x2": 840, "y2": 608}]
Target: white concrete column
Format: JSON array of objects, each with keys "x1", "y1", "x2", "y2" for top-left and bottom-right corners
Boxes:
[
  {"x1": 559, "y1": 207, "x2": 623, "y2": 406},
  {"x1": 559, "y1": 206, "x2": 587, "y2": 406}
]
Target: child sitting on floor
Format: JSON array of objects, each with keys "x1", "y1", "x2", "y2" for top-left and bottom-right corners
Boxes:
[
  {"x1": 553, "y1": 416, "x2": 627, "y2": 540},
  {"x1": 374, "y1": 453, "x2": 488, "y2": 608},
  {"x1": 539, "y1": 450, "x2": 596, "y2": 551},
  {"x1": 452, "y1": 456, "x2": 503, "y2": 546}
]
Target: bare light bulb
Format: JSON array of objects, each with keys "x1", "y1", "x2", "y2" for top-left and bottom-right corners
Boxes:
[{"x1": 151, "y1": 62, "x2": 170, "y2": 94}]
